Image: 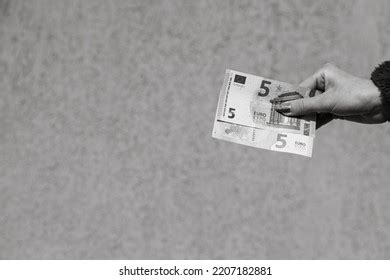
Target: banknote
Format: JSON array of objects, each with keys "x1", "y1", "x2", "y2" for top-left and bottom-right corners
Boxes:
[{"x1": 212, "y1": 69, "x2": 318, "y2": 157}]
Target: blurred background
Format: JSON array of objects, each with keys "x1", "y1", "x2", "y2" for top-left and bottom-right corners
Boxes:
[{"x1": 1, "y1": 0, "x2": 390, "y2": 259}]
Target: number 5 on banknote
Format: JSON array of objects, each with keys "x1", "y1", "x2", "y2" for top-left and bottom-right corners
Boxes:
[
  {"x1": 275, "y1": 134, "x2": 287, "y2": 148},
  {"x1": 258, "y1": 80, "x2": 271, "y2": 97}
]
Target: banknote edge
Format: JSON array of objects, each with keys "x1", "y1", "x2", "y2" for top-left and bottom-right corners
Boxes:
[
  {"x1": 212, "y1": 132, "x2": 313, "y2": 157},
  {"x1": 212, "y1": 69, "x2": 232, "y2": 137}
]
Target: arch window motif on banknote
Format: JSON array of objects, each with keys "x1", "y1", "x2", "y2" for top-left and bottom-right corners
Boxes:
[{"x1": 268, "y1": 92, "x2": 303, "y2": 130}]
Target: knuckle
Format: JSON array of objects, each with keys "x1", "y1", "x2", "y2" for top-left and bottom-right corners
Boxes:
[
  {"x1": 294, "y1": 99, "x2": 305, "y2": 115},
  {"x1": 299, "y1": 99, "x2": 305, "y2": 114}
]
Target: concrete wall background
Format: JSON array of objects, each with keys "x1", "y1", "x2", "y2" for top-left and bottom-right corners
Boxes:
[{"x1": 1, "y1": 0, "x2": 390, "y2": 259}]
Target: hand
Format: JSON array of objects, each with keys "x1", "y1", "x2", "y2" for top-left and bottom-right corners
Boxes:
[{"x1": 275, "y1": 63, "x2": 387, "y2": 129}]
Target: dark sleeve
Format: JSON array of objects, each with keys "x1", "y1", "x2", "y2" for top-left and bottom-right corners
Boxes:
[{"x1": 371, "y1": 61, "x2": 390, "y2": 121}]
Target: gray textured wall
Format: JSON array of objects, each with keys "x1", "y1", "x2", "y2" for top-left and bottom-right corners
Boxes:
[{"x1": 1, "y1": 0, "x2": 390, "y2": 259}]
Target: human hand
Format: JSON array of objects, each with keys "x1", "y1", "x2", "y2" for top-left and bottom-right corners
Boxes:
[{"x1": 275, "y1": 63, "x2": 388, "y2": 129}]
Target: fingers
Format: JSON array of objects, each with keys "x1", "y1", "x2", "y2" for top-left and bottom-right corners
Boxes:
[
  {"x1": 275, "y1": 94, "x2": 331, "y2": 116},
  {"x1": 276, "y1": 63, "x2": 340, "y2": 116},
  {"x1": 275, "y1": 63, "x2": 346, "y2": 116},
  {"x1": 299, "y1": 72, "x2": 322, "y2": 90},
  {"x1": 299, "y1": 62, "x2": 338, "y2": 91}
]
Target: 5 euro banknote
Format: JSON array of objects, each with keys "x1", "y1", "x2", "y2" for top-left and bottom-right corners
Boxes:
[{"x1": 212, "y1": 69, "x2": 319, "y2": 157}]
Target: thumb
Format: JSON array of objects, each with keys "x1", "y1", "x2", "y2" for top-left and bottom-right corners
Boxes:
[{"x1": 275, "y1": 94, "x2": 331, "y2": 116}]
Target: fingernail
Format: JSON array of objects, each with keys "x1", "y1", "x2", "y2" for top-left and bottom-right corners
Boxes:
[{"x1": 275, "y1": 102, "x2": 291, "y2": 113}]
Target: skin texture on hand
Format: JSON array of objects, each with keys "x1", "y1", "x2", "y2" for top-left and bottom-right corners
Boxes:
[{"x1": 275, "y1": 63, "x2": 387, "y2": 129}]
